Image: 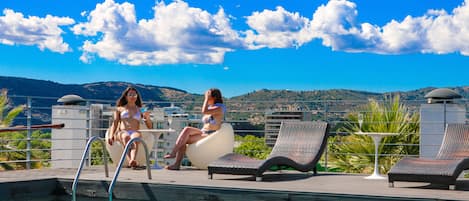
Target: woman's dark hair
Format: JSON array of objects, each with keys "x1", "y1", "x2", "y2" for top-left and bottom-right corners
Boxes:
[
  {"x1": 210, "y1": 88, "x2": 223, "y2": 104},
  {"x1": 116, "y1": 86, "x2": 143, "y2": 107}
]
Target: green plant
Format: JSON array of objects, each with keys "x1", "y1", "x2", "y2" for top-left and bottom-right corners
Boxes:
[
  {"x1": 90, "y1": 140, "x2": 112, "y2": 165},
  {"x1": 0, "y1": 130, "x2": 51, "y2": 170},
  {"x1": 0, "y1": 89, "x2": 24, "y2": 128},
  {"x1": 0, "y1": 89, "x2": 25, "y2": 170},
  {"x1": 328, "y1": 95, "x2": 419, "y2": 174},
  {"x1": 0, "y1": 89, "x2": 51, "y2": 169},
  {"x1": 234, "y1": 135, "x2": 272, "y2": 159}
]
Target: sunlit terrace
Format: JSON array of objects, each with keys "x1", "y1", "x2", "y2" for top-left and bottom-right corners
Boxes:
[{"x1": 1, "y1": 93, "x2": 469, "y2": 201}]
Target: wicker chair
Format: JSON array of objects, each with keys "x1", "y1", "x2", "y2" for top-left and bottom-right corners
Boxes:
[
  {"x1": 208, "y1": 121, "x2": 329, "y2": 181},
  {"x1": 388, "y1": 124, "x2": 469, "y2": 190}
]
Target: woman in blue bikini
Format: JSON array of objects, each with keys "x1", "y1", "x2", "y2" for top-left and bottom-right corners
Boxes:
[
  {"x1": 164, "y1": 88, "x2": 226, "y2": 170},
  {"x1": 108, "y1": 86, "x2": 152, "y2": 168}
]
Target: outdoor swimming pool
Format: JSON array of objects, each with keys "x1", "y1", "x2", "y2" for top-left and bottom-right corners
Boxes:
[{"x1": 1, "y1": 177, "x2": 430, "y2": 201}]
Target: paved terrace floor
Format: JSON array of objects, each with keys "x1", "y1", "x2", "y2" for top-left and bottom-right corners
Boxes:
[{"x1": 1, "y1": 167, "x2": 469, "y2": 200}]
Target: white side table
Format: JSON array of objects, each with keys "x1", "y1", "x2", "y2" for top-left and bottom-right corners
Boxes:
[
  {"x1": 139, "y1": 129, "x2": 175, "y2": 169},
  {"x1": 355, "y1": 132, "x2": 399, "y2": 179}
]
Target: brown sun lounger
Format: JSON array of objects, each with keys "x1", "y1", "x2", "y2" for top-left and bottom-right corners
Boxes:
[
  {"x1": 388, "y1": 123, "x2": 469, "y2": 190},
  {"x1": 208, "y1": 121, "x2": 329, "y2": 181}
]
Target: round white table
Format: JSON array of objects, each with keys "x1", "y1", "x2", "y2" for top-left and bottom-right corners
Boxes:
[
  {"x1": 355, "y1": 131, "x2": 399, "y2": 179},
  {"x1": 139, "y1": 129, "x2": 175, "y2": 169}
]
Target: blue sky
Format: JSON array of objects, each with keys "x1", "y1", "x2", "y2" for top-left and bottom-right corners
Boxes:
[{"x1": 0, "y1": 0, "x2": 468, "y2": 97}]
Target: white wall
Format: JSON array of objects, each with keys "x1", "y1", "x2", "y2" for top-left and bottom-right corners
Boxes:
[{"x1": 51, "y1": 105, "x2": 89, "y2": 168}]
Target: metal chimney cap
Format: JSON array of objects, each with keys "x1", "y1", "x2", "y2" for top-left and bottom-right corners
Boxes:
[
  {"x1": 57, "y1": 94, "x2": 86, "y2": 105},
  {"x1": 424, "y1": 88, "x2": 462, "y2": 99}
]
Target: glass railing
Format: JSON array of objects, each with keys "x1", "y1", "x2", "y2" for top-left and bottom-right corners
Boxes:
[{"x1": 0, "y1": 95, "x2": 467, "y2": 173}]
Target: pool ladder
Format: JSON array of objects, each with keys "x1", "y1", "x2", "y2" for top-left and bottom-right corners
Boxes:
[
  {"x1": 108, "y1": 138, "x2": 152, "y2": 201},
  {"x1": 72, "y1": 137, "x2": 152, "y2": 201},
  {"x1": 72, "y1": 136, "x2": 109, "y2": 201}
]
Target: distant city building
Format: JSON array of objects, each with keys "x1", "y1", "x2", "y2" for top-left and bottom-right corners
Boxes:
[{"x1": 264, "y1": 110, "x2": 312, "y2": 147}]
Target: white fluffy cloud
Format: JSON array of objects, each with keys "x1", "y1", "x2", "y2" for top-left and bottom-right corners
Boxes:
[
  {"x1": 245, "y1": 6, "x2": 311, "y2": 49},
  {"x1": 245, "y1": 0, "x2": 469, "y2": 56},
  {"x1": 308, "y1": 0, "x2": 469, "y2": 55},
  {"x1": 308, "y1": 0, "x2": 435, "y2": 53},
  {"x1": 309, "y1": 0, "x2": 380, "y2": 52},
  {"x1": 73, "y1": 0, "x2": 244, "y2": 65},
  {"x1": 0, "y1": 9, "x2": 75, "y2": 53},
  {"x1": 3, "y1": 0, "x2": 469, "y2": 65}
]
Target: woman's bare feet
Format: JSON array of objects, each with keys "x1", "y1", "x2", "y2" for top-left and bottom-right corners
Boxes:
[
  {"x1": 164, "y1": 164, "x2": 180, "y2": 170},
  {"x1": 163, "y1": 153, "x2": 176, "y2": 159},
  {"x1": 129, "y1": 159, "x2": 138, "y2": 168}
]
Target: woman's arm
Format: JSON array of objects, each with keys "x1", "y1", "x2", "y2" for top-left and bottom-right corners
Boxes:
[
  {"x1": 108, "y1": 109, "x2": 121, "y2": 145},
  {"x1": 143, "y1": 111, "x2": 152, "y2": 129},
  {"x1": 201, "y1": 90, "x2": 223, "y2": 115},
  {"x1": 202, "y1": 105, "x2": 223, "y2": 115}
]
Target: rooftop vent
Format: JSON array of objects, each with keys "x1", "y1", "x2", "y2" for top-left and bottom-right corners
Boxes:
[
  {"x1": 424, "y1": 88, "x2": 462, "y2": 104},
  {"x1": 57, "y1": 94, "x2": 86, "y2": 105}
]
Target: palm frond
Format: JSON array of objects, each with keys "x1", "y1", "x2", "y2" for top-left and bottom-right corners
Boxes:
[
  {"x1": 0, "y1": 90, "x2": 24, "y2": 127},
  {"x1": 2, "y1": 105, "x2": 24, "y2": 127},
  {"x1": 0, "y1": 89, "x2": 8, "y2": 122}
]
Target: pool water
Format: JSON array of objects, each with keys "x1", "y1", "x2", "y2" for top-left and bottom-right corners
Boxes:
[{"x1": 8, "y1": 195, "x2": 135, "y2": 201}]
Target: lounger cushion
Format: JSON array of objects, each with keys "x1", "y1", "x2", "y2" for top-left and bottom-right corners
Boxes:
[
  {"x1": 208, "y1": 121, "x2": 329, "y2": 179},
  {"x1": 388, "y1": 124, "x2": 469, "y2": 186}
]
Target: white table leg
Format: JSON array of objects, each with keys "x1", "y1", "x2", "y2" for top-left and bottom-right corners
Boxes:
[{"x1": 365, "y1": 135, "x2": 386, "y2": 179}]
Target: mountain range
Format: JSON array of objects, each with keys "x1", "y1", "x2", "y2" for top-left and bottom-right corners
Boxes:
[
  {"x1": 1, "y1": 76, "x2": 468, "y2": 103},
  {"x1": 1, "y1": 76, "x2": 467, "y2": 128}
]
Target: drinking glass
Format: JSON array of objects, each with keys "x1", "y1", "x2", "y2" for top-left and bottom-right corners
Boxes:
[
  {"x1": 140, "y1": 107, "x2": 149, "y2": 121},
  {"x1": 167, "y1": 115, "x2": 173, "y2": 129},
  {"x1": 358, "y1": 113, "x2": 364, "y2": 132}
]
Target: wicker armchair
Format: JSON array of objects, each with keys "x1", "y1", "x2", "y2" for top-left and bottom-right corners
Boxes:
[
  {"x1": 208, "y1": 121, "x2": 329, "y2": 181},
  {"x1": 388, "y1": 124, "x2": 469, "y2": 190}
]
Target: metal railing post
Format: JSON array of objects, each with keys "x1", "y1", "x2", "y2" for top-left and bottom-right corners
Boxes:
[
  {"x1": 86, "y1": 101, "x2": 91, "y2": 167},
  {"x1": 323, "y1": 100, "x2": 328, "y2": 172},
  {"x1": 26, "y1": 97, "x2": 32, "y2": 170}
]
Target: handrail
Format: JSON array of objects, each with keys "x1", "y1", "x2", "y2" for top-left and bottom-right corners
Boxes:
[
  {"x1": 72, "y1": 136, "x2": 109, "y2": 201},
  {"x1": 0, "y1": 123, "x2": 65, "y2": 133},
  {"x1": 108, "y1": 138, "x2": 151, "y2": 201}
]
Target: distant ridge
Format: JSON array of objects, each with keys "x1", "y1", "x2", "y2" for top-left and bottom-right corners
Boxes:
[
  {"x1": 0, "y1": 76, "x2": 468, "y2": 102},
  {"x1": 0, "y1": 76, "x2": 200, "y2": 102}
]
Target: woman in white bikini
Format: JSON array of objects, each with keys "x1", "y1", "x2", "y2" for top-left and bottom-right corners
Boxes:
[
  {"x1": 107, "y1": 86, "x2": 152, "y2": 168},
  {"x1": 164, "y1": 88, "x2": 226, "y2": 170}
]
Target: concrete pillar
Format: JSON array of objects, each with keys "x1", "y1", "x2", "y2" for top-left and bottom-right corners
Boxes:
[{"x1": 51, "y1": 105, "x2": 88, "y2": 168}]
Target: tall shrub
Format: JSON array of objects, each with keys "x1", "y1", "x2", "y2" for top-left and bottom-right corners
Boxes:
[
  {"x1": 234, "y1": 135, "x2": 272, "y2": 159},
  {"x1": 329, "y1": 95, "x2": 419, "y2": 173}
]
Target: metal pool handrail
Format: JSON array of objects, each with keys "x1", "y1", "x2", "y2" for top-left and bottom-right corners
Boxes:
[
  {"x1": 108, "y1": 137, "x2": 152, "y2": 201},
  {"x1": 72, "y1": 136, "x2": 109, "y2": 201}
]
